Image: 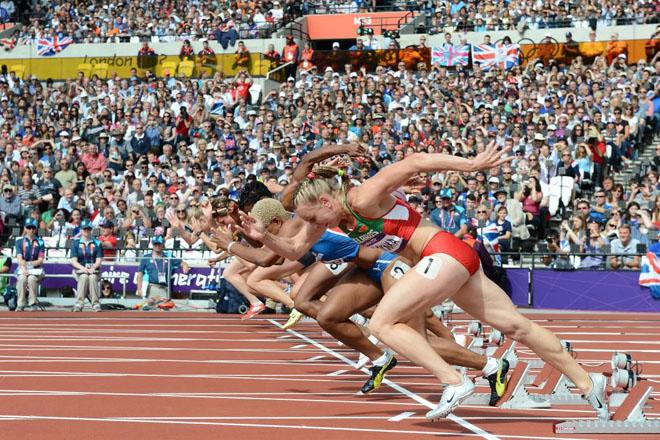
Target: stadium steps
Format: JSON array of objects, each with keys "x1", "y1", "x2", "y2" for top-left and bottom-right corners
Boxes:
[{"x1": 612, "y1": 137, "x2": 659, "y2": 186}]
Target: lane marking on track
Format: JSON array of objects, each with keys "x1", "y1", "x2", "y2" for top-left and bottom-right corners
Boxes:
[
  {"x1": 291, "y1": 344, "x2": 307, "y2": 349},
  {"x1": 327, "y1": 370, "x2": 348, "y2": 376},
  {"x1": 306, "y1": 356, "x2": 326, "y2": 361},
  {"x1": 388, "y1": 411, "x2": 415, "y2": 422},
  {"x1": 268, "y1": 319, "x2": 500, "y2": 440},
  {"x1": 0, "y1": 414, "x2": 602, "y2": 440}
]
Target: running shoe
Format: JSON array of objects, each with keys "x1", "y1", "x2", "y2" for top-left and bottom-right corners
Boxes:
[
  {"x1": 240, "y1": 303, "x2": 266, "y2": 320},
  {"x1": 360, "y1": 353, "x2": 397, "y2": 394},
  {"x1": 426, "y1": 374, "x2": 475, "y2": 420},
  {"x1": 583, "y1": 373, "x2": 609, "y2": 420},
  {"x1": 282, "y1": 308, "x2": 304, "y2": 330},
  {"x1": 486, "y1": 358, "x2": 510, "y2": 406}
]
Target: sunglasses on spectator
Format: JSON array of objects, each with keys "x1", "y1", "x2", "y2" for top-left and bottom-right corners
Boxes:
[
  {"x1": 477, "y1": 210, "x2": 487, "y2": 214},
  {"x1": 608, "y1": 223, "x2": 617, "y2": 227},
  {"x1": 176, "y1": 209, "x2": 185, "y2": 213}
]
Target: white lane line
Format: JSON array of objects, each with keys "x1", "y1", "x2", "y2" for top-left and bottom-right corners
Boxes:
[
  {"x1": 291, "y1": 344, "x2": 307, "y2": 349},
  {"x1": 388, "y1": 411, "x2": 415, "y2": 422},
  {"x1": 0, "y1": 414, "x2": 600, "y2": 440},
  {"x1": 327, "y1": 370, "x2": 348, "y2": 376},
  {"x1": 268, "y1": 319, "x2": 500, "y2": 440},
  {"x1": 0, "y1": 389, "x2": 413, "y2": 406},
  {"x1": 306, "y1": 356, "x2": 326, "y2": 361}
]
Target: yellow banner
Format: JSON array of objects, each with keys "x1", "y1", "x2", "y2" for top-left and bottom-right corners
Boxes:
[{"x1": 6, "y1": 53, "x2": 270, "y2": 80}]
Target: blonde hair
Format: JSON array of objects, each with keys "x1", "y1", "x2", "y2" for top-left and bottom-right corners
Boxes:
[
  {"x1": 293, "y1": 167, "x2": 349, "y2": 208},
  {"x1": 251, "y1": 198, "x2": 290, "y2": 225}
]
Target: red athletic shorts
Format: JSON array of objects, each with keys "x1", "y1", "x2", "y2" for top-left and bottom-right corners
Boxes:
[{"x1": 420, "y1": 231, "x2": 480, "y2": 275}]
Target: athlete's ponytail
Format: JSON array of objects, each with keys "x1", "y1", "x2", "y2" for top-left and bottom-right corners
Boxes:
[{"x1": 293, "y1": 166, "x2": 351, "y2": 208}]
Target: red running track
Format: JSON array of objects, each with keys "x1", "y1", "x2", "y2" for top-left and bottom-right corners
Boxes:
[{"x1": 0, "y1": 310, "x2": 657, "y2": 439}]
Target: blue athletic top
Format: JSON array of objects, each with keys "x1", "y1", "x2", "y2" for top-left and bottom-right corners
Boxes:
[{"x1": 311, "y1": 229, "x2": 360, "y2": 264}]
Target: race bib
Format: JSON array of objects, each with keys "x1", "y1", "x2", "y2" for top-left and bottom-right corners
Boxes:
[{"x1": 325, "y1": 262, "x2": 348, "y2": 275}]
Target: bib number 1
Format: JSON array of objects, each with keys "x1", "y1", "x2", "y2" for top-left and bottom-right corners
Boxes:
[{"x1": 416, "y1": 256, "x2": 442, "y2": 280}]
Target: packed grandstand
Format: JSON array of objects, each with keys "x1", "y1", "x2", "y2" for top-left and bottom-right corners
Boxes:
[{"x1": 0, "y1": 0, "x2": 657, "y2": 301}]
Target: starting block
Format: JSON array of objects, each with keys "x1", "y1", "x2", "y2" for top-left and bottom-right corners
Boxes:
[
  {"x1": 464, "y1": 361, "x2": 551, "y2": 408},
  {"x1": 554, "y1": 384, "x2": 660, "y2": 434}
]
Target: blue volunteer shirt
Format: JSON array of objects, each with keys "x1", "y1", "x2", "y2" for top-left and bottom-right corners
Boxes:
[
  {"x1": 138, "y1": 252, "x2": 181, "y2": 286},
  {"x1": 15, "y1": 236, "x2": 45, "y2": 262},
  {"x1": 70, "y1": 238, "x2": 104, "y2": 266}
]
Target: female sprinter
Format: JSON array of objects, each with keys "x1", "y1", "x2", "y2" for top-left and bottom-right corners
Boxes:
[
  {"x1": 239, "y1": 143, "x2": 609, "y2": 420},
  {"x1": 231, "y1": 197, "x2": 509, "y2": 404}
]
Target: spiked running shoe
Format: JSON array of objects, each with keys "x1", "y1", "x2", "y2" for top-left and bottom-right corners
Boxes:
[
  {"x1": 426, "y1": 375, "x2": 475, "y2": 420},
  {"x1": 360, "y1": 353, "x2": 397, "y2": 394},
  {"x1": 282, "y1": 308, "x2": 304, "y2": 330},
  {"x1": 486, "y1": 358, "x2": 510, "y2": 406},
  {"x1": 584, "y1": 373, "x2": 610, "y2": 420},
  {"x1": 240, "y1": 303, "x2": 266, "y2": 320}
]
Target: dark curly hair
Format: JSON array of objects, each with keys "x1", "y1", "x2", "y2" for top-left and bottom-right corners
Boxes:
[{"x1": 238, "y1": 180, "x2": 273, "y2": 211}]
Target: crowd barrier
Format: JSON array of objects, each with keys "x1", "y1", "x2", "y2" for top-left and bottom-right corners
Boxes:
[
  {"x1": 1, "y1": 258, "x2": 225, "y2": 300},
  {"x1": 2, "y1": 252, "x2": 656, "y2": 312},
  {"x1": 506, "y1": 268, "x2": 659, "y2": 313}
]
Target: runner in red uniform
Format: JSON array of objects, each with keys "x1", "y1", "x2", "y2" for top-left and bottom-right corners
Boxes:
[{"x1": 240, "y1": 142, "x2": 609, "y2": 421}]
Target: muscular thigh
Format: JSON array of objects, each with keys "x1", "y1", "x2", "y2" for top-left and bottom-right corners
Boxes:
[
  {"x1": 321, "y1": 268, "x2": 383, "y2": 320},
  {"x1": 294, "y1": 261, "x2": 351, "y2": 304},
  {"x1": 371, "y1": 253, "x2": 470, "y2": 325},
  {"x1": 452, "y1": 268, "x2": 521, "y2": 329}
]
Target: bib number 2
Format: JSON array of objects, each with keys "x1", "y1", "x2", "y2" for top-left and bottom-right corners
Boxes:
[
  {"x1": 415, "y1": 256, "x2": 442, "y2": 280},
  {"x1": 325, "y1": 262, "x2": 348, "y2": 276}
]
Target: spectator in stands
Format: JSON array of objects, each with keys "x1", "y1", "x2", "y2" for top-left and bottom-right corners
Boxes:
[
  {"x1": 198, "y1": 39, "x2": 216, "y2": 68},
  {"x1": 70, "y1": 219, "x2": 103, "y2": 312},
  {"x1": 98, "y1": 220, "x2": 118, "y2": 261},
  {"x1": 137, "y1": 42, "x2": 155, "y2": 57},
  {"x1": 281, "y1": 35, "x2": 299, "y2": 79},
  {"x1": 610, "y1": 224, "x2": 641, "y2": 270},
  {"x1": 54, "y1": 159, "x2": 76, "y2": 191},
  {"x1": 18, "y1": 173, "x2": 41, "y2": 216},
  {"x1": 233, "y1": 41, "x2": 251, "y2": 70},
  {"x1": 135, "y1": 235, "x2": 189, "y2": 298},
  {"x1": 542, "y1": 229, "x2": 571, "y2": 268},
  {"x1": 430, "y1": 188, "x2": 467, "y2": 237},
  {"x1": 579, "y1": 220, "x2": 609, "y2": 269},
  {"x1": 15, "y1": 218, "x2": 44, "y2": 312},
  {"x1": 0, "y1": 183, "x2": 20, "y2": 222},
  {"x1": 179, "y1": 39, "x2": 194, "y2": 60}
]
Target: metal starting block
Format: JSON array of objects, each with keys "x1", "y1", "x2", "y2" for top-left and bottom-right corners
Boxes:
[
  {"x1": 464, "y1": 361, "x2": 551, "y2": 409},
  {"x1": 554, "y1": 384, "x2": 660, "y2": 434}
]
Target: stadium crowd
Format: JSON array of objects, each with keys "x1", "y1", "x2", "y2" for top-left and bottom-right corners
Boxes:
[
  {"x1": 0, "y1": 30, "x2": 658, "y2": 270},
  {"x1": 5, "y1": 0, "x2": 659, "y2": 45}
]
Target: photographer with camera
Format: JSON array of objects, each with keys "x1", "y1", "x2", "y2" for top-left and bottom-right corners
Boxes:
[
  {"x1": 579, "y1": 220, "x2": 609, "y2": 269},
  {"x1": 542, "y1": 229, "x2": 572, "y2": 269}
]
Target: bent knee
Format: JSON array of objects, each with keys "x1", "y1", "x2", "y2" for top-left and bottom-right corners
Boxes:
[
  {"x1": 316, "y1": 309, "x2": 343, "y2": 328},
  {"x1": 501, "y1": 317, "x2": 533, "y2": 341}
]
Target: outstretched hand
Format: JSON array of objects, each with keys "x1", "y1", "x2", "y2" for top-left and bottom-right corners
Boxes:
[
  {"x1": 210, "y1": 225, "x2": 234, "y2": 250},
  {"x1": 236, "y1": 213, "x2": 266, "y2": 241},
  {"x1": 472, "y1": 140, "x2": 512, "y2": 171}
]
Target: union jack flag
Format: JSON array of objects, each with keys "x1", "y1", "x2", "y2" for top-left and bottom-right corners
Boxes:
[
  {"x1": 431, "y1": 44, "x2": 470, "y2": 67},
  {"x1": 477, "y1": 221, "x2": 502, "y2": 264},
  {"x1": 0, "y1": 37, "x2": 15, "y2": 51},
  {"x1": 472, "y1": 44, "x2": 520, "y2": 70},
  {"x1": 36, "y1": 36, "x2": 73, "y2": 56}
]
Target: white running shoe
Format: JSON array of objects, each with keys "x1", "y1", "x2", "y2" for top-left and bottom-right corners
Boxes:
[
  {"x1": 584, "y1": 373, "x2": 609, "y2": 420},
  {"x1": 426, "y1": 375, "x2": 475, "y2": 420}
]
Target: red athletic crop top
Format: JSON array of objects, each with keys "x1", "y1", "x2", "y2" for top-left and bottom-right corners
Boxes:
[{"x1": 339, "y1": 197, "x2": 421, "y2": 254}]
